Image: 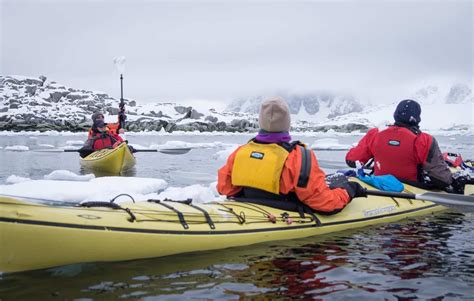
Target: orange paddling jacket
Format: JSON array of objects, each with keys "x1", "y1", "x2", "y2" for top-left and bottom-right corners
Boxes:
[{"x1": 217, "y1": 141, "x2": 350, "y2": 213}]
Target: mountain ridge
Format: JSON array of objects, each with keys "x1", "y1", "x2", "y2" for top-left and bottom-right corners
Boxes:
[{"x1": 0, "y1": 74, "x2": 472, "y2": 133}]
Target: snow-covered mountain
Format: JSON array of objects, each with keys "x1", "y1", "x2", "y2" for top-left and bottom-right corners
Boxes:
[
  {"x1": 0, "y1": 74, "x2": 472, "y2": 133},
  {"x1": 0, "y1": 75, "x2": 258, "y2": 132},
  {"x1": 315, "y1": 83, "x2": 473, "y2": 133},
  {"x1": 411, "y1": 83, "x2": 473, "y2": 105},
  {"x1": 226, "y1": 93, "x2": 364, "y2": 122}
]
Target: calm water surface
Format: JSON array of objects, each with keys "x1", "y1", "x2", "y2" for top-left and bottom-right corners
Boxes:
[{"x1": 0, "y1": 132, "x2": 473, "y2": 300}]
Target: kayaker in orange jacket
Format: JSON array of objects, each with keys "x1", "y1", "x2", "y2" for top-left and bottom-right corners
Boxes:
[{"x1": 217, "y1": 97, "x2": 367, "y2": 214}]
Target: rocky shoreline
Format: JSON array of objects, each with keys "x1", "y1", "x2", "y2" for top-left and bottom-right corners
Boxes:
[{"x1": 0, "y1": 75, "x2": 369, "y2": 133}]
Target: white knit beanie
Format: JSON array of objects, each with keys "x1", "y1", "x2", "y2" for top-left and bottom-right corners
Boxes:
[{"x1": 258, "y1": 96, "x2": 291, "y2": 132}]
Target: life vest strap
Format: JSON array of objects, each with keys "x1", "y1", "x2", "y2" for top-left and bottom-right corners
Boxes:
[{"x1": 297, "y1": 145, "x2": 311, "y2": 188}]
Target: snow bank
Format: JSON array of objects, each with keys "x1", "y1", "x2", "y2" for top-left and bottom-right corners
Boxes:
[
  {"x1": 213, "y1": 144, "x2": 239, "y2": 160},
  {"x1": 0, "y1": 173, "x2": 224, "y2": 205},
  {"x1": 310, "y1": 138, "x2": 352, "y2": 150},
  {"x1": 0, "y1": 175, "x2": 168, "y2": 203},
  {"x1": 43, "y1": 170, "x2": 95, "y2": 181},
  {"x1": 5, "y1": 175, "x2": 32, "y2": 184},
  {"x1": 4, "y1": 145, "x2": 29, "y2": 151}
]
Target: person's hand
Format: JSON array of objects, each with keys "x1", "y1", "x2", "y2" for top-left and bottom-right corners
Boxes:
[
  {"x1": 449, "y1": 171, "x2": 470, "y2": 194},
  {"x1": 343, "y1": 181, "x2": 367, "y2": 200},
  {"x1": 118, "y1": 128, "x2": 125, "y2": 134},
  {"x1": 112, "y1": 141, "x2": 121, "y2": 148},
  {"x1": 118, "y1": 112, "x2": 126, "y2": 123}
]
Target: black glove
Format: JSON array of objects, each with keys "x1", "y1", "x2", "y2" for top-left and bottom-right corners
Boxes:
[
  {"x1": 346, "y1": 160, "x2": 356, "y2": 168},
  {"x1": 128, "y1": 145, "x2": 137, "y2": 153},
  {"x1": 448, "y1": 172, "x2": 469, "y2": 195},
  {"x1": 343, "y1": 181, "x2": 368, "y2": 200},
  {"x1": 118, "y1": 112, "x2": 126, "y2": 122},
  {"x1": 326, "y1": 173, "x2": 349, "y2": 189}
]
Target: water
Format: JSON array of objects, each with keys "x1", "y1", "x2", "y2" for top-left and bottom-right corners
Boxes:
[{"x1": 0, "y1": 132, "x2": 473, "y2": 300}]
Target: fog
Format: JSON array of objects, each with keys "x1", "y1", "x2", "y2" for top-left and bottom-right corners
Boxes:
[{"x1": 1, "y1": 0, "x2": 472, "y2": 107}]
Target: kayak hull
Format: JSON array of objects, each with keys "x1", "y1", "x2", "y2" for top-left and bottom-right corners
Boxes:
[
  {"x1": 80, "y1": 143, "x2": 136, "y2": 174},
  {"x1": 0, "y1": 181, "x2": 460, "y2": 273}
]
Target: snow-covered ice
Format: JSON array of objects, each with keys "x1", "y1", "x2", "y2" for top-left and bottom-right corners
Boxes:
[
  {"x1": 310, "y1": 138, "x2": 352, "y2": 150},
  {"x1": 0, "y1": 170, "x2": 223, "y2": 204}
]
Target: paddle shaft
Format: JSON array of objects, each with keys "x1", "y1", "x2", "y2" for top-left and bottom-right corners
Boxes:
[
  {"x1": 64, "y1": 148, "x2": 156, "y2": 152},
  {"x1": 63, "y1": 148, "x2": 189, "y2": 154},
  {"x1": 365, "y1": 189, "x2": 474, "y2": 206},
  {"x1": 118, "y1": 74, "x2": 126, "y2": 130}
]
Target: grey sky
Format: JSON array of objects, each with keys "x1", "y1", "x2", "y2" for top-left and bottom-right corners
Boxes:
[{"x1": 1, "y1": 0, "x2": 472, "y2": 107}]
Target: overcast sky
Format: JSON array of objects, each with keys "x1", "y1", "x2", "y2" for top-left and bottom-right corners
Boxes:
[{"x1": 1, "y1": 0, "x2": 472, "y2": 107}]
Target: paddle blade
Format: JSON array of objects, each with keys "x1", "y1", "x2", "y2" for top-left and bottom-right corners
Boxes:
[
  {"x1": 158, "y1": 148, "x2": 191, "y2": 155},
  {"x1": 113, "y1": 56, "x2": 126, "y2": 74}
]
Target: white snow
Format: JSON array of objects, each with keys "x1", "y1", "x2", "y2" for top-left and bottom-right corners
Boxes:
[
  {"x1": 310, "y1": 138, "x2": 351, "y2": 150},
  {"x1": 148, "y1": 140, "x2": 236, "y2": 150},
  {"x1": 213, "y1": 144, "x2": 239, "y2": 160},
  {"x1": 43, "y1": 170, "x2": 95, "y2": 181},
  {"x1": 4, "y1": 145, "x2": 29, "y2": 151},
  {"x1": 5, "y1": 175, "x2": 32, "y2": 184},
  {"x1": 0, "y1": 175, "x2": 168, "y2": 203},
  {"x1": 322, "y1": 102, "x2": 473, "y2": 133},
  {"x1": 65, "y1": 140, "x2": 85, "y2": 146},
  {"x1": 154, "y1": 184, "x2": 222, "y2": 203},
  {"x1": 0, "y1": 170, "x2": 225, "y2": 204},
  {"x1": 36, "y1": 144, "x2": 56, "y2": 149}
]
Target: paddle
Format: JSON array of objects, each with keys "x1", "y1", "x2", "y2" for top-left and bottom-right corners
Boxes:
[
  {"x1": 114, "y1": 56, "x2": 127, "y2": 132},
  {"x1": 44, "y1": 148, "x2": 191, "y2": 155},
  {"x1": 364, "y1": 189, "x2": 474, "y2": 212},
  {"x1": 311, "y1": 148, "x2": 348, "y2": 151}
]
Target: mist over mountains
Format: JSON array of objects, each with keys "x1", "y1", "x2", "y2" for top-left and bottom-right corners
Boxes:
[
  {"x1": 226, "y1": 93, "x2": 364, "y2": 122},
  {"x1": 226, "y1": 83, "x2": 472, "y2": 118}
]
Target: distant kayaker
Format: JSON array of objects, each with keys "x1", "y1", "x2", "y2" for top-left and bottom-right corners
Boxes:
[
  {"x1": 78, "y1": 113, "x2": 125, "y2": 158},
  {"x1": 88, "y1": 111, "x2": 125, "y2": 138},
  {"x1": 345, "y1": 99, "x2": 467, "y2": 194},
  {"x1": 217, "y1": 97, "x2": 367, "y2": 214}
]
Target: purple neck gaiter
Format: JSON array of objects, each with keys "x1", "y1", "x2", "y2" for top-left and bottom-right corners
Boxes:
[{"x1": 255, "y1": 131, "x2": 291, "y2": 143}]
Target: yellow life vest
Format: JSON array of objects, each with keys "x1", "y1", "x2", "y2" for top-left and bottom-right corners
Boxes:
[{"x1": 231, "y1": 141, "x2": 291, "y2": 194}]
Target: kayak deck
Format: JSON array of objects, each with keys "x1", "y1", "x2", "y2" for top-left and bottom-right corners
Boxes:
[
  {"x1": 0, "y1": 181, "x2": 452, "y2": 273},
  {"x1": 80, "y1": 143, "x2": 136, "y2": 174}
]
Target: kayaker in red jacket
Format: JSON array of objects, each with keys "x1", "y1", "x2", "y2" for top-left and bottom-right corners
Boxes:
[
  {"x1": 345, "y1": 99, "x2": 466, "y2": 193},
  {"x1": 79, "y1": 119, "x2": 124, "y2": 158},
  {"x1": 217, "y1": 97, "x2": 367, "y2": 214},
  {"x1": 87, "y1": 111, "x2": 125, "y2": 138}
]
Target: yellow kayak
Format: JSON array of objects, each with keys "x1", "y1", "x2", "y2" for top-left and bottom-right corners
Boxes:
[
  {"x1": 80, "y1": 142, "x2": 136, "y2": 174},
  {"x1": 2, "y1": 180, "x2": 471, "y2": 273}
]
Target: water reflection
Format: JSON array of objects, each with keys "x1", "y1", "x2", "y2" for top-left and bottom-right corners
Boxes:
[
  {"x1": 1, "y1": 212, "x2": 472, "y2": 300},
  {"x1": 80, "y1": 166, "x2": 137, "y2": 177}
]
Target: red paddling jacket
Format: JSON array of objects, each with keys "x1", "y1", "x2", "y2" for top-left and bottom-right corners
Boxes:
[
  {"x1": 90, "y1": 131, "x2": 123, "y2": 150},
  {"x1": 346, "y1": 125, "x2": 452, "y2": 187}
]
